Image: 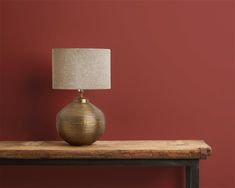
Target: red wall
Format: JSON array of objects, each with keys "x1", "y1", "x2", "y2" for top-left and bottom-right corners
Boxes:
[{"x1": 1, "y1": 1, "x2": 234, "y2": 188}]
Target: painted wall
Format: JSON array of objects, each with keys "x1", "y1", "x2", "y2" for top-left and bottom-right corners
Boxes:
[{"x1": 1, "y1": 1, "x2": 234, "y2": 188}]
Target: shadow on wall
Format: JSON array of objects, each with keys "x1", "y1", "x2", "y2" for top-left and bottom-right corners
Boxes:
[{"x1": 21, "y1": 59, "x2": 58, "y2": 140}]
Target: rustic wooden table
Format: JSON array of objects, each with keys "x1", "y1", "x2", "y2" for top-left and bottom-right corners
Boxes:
[{"x1": 0, "y1": 140, "x2": 211, "y2": 188}]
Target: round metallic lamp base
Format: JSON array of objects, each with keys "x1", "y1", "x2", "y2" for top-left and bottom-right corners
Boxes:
[{"x1": 56, "y1": 97, "x2": 105, "y2": 146}]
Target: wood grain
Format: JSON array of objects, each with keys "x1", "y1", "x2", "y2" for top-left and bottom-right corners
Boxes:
[{"x1": 0, "y1": 140, "x2": 211, "y2": 159}]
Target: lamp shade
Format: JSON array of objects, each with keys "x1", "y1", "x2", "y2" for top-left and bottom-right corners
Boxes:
[{"x1": 52, "y1": 48, "x2": 111, "y2": 90}]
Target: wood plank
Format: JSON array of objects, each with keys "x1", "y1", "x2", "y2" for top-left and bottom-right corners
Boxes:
[{"x1": 0, "y1": 140, "x2": 212, "y2": 159}]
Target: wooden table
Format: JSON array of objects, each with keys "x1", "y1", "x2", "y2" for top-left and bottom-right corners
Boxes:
[{"x1": 0, "y1": 140, "x2": 211, "y2": 188}]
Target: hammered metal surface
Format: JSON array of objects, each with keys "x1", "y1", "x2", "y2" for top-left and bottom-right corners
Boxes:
[{"x1": 56, "y1": 97, "x2": 105, "y2": 145}]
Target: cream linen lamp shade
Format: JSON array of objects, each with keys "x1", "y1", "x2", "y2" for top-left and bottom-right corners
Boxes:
[{"x1": 52, "y1": 48, "x2": 111, "y2": 90}]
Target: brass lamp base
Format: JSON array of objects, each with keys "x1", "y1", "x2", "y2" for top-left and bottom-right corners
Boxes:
[{"x1": 56, "y1": 91, "x2": 105, "y2": 146}]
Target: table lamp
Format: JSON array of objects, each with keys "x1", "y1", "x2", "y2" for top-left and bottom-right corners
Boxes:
[{"x1": 52, "y1": 48, "x2": 111, "y2": 146}]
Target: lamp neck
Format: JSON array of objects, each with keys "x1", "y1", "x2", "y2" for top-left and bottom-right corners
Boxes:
[
  {"x1": 77, "y1": 89, "x2": 88, "y2": 103},
  {"x1": 78, "y1": 89, "x2": 84, "y2": 98}
]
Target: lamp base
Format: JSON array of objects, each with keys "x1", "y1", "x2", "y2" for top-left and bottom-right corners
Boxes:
[{"x1": 56, "y1": 96, "x2": 105, "y2": 146}]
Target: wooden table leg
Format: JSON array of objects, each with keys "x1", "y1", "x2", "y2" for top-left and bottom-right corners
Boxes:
[{"x1": 185, "y1": 160, "x2": 199, "y2": 188}]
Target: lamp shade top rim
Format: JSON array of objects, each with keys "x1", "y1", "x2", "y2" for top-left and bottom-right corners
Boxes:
[{"x1": 52, "y1": 48, "x2": 111, "y2": 51}]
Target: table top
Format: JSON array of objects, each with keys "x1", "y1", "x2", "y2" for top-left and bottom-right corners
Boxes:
[{"x1": 0, "y1": 140, "x2": 211, "y2": 160}]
